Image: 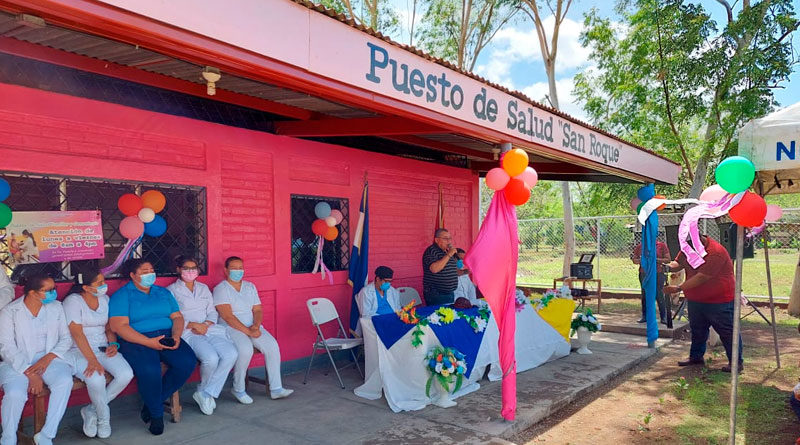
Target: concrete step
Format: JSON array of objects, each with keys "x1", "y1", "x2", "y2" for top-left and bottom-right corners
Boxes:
[{"x1": 598, "y1": 312, "x2": 689, "y2": 339}]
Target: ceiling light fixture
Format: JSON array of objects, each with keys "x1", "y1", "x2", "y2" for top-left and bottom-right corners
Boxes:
[{"x1": 201, "y1": 66, "x2": 221, "y2": 96}]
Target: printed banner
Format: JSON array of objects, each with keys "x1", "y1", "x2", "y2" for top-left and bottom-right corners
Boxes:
[{"x1": 7, "y1": 211, "x2": 104, "y2": 264}]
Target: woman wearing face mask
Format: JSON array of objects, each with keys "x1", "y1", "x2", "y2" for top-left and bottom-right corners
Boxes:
[
  {"x1": 356, "y1": 266, "x2": 400, "y2": 321},
  {"x1": 108, "y1": 259, "x2": 196, "y2": 436},
  {"x1": 0, "y1": 273, "x2": 73, "y2": 445},
  {"x1": 63, "y1": 269, "x2": 133, "y2": 439},
  {"x1": 213, "y1": 256, "x2": 292, "y2": 404},
  {"x1": 167, "y1": 256, "x2": 236, "y2": 415}
]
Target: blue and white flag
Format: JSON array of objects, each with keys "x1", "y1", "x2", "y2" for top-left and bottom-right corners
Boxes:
[{"x1": 348, "y1": 181, "x2": 369, "y2": 334}]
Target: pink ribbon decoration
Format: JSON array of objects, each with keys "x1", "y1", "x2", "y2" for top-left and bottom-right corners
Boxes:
[
  {"x1": 464, "y1": 192, "x2": 518, "y2": 421},
  {"x1": 312, "y1": 236, "x2": 334, "y2": 285},
  {"x1": 678, "y1": 193, "x2": 744, "y2": 268},
  {"x1": 100, "y1": 236, "x2": 140, "y2": 276}
]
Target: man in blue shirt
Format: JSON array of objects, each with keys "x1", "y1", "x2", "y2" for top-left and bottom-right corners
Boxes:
[{"x1": 356, "y1": 266, "x2": 401, "y2": 320}]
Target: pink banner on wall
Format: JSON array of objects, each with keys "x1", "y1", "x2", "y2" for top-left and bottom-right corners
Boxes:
[{"x1": 7, "y1": 211, "x2": 104, "y2": 264}]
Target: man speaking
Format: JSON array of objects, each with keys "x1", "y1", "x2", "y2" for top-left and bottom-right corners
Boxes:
[{"x1": 422, "y1": 228, "x2": 459, "y2": 306}]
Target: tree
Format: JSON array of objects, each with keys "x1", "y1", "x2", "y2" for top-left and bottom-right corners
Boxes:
[
  {"x1": 414, "y1": 0, "x2": 521, "y2": 70},
  {"x1": 316, "y1": 0, "x2": 400, "y2": 34},
  {"x1": 575, "y1": 0, "x2": 799, "y2": 198},
  {"x1": 518, "y1": 0, "x2": 577, "y2": 276}
]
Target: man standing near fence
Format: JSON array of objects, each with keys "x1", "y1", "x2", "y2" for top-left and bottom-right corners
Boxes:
[{"x1": 632, "y1": 234, "x2": 671, "y2": 324}]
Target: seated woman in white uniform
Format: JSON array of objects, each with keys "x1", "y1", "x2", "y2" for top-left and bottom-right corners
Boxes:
[
  {"x1": 213, "y1": 256, "x2": 293, "y2": 404},
  {"x1": 356, "y1": 266, "x2": 401, "y2": 321},
  {"x1": 63, "y1": 269, "x2": 134, "y2": 439},
  {"x1": 0, "y1": 273, "x2": 73, "y2": 445},
  {"x1": 167, "y1": 255, "x2": 237, "y2": 415}
]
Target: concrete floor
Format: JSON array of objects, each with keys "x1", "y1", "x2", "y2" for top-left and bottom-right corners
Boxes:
[{"x1": 42, "y1": 332, "x2": 668, "y2": 445}]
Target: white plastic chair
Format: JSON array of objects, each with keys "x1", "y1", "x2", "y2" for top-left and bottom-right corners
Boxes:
[
  {"x1": 303, "y1": 298, "x2": 363, "y2": 389},
  {"x1": 396, "y1": 287, "x2": 421, "y2": 308}
]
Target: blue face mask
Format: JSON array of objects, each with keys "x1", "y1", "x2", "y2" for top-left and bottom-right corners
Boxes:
[
  {"x1": 92, "y1": 284, "x2": 108, "y2": 296},
  {"x1": 42, "y1": 289, "x2": 57, "y2": 304},
  {"x1": 380, "y1": 281, "x2": 391, "y2": 292},
  {"x1": 139, "y1": 273, "x2": 156, "y2": 288},
  {"x1": 456, "y1": 259, "x2": 464, "y2": 269},
  {"x1": 229, "y1": 269, "x2": 244, "y2": 282}
]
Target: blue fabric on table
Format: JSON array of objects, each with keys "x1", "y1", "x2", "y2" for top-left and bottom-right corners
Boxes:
[{"x1": 371, "y1": 305, "x2": 487, "y2": 378}]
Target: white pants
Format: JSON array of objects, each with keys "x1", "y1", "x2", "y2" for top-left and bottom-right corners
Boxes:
[
  {"x1": 183, "y1": 329, "x2": 237, "y2": 398},
  {"x1": 227, "y1": 327, "x2": 282, "y2": 392},
  {"x1": 68, "y1": 348, "x2": 134, "y2": 422},
  {"x1": 0, "y1": 357, "x2": 73, "y2": 445}
]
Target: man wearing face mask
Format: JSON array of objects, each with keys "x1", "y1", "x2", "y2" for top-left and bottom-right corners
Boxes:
[
  {"x1": 422, "y1": 228, "x2": 460, "y2": 306},
  {"x1": 356, "y1": 266, "x2": 401, "y2": 322}
]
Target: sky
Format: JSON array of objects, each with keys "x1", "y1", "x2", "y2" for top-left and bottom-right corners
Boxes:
[{"x1": 386, "y1": 0, "x2": 800, "y2": 123}]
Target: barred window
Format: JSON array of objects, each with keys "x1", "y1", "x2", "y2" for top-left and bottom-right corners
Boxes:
[
  {"x1": 291, "y1": 195, "x2": 350, "y2": 273},
  {"x1": 0, "y1": 171, "x2": 207, "y2": 283}
]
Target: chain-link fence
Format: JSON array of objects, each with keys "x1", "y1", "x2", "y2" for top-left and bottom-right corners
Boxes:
[{"x1": 517, "y1": 209, "x2": 800, "y2": 299}]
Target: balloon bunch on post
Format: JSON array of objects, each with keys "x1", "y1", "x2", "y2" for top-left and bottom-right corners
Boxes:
[
  {"x1": 311, "y1": 202, "x2": 342, "y2": 241},
  {"x1": 485, "y1": 148, "x2": 538, "y2": 206},
  {"x1": 0, "y1": 177, "x2": 11, "y2": 229},
  {"x1": 117, "y1": 190, "x2": 168, "y2": 239}
]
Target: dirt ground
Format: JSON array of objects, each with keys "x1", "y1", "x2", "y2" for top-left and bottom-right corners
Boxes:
[{"x1": 511, "y1": 300, "x2": 800, "y2": 445}]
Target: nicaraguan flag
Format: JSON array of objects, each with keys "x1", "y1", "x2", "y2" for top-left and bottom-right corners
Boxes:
[{"x1": 348, "y1": 181, "x2": 369, "y2": 334}]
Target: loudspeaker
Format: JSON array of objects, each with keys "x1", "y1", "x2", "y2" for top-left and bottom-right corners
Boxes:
[
  {"x1": 719, "y1": 222, "x2": 755, "y2": 259},
  {"x1": 665, "y1": 225, "x2": 680, "y2": 261}
]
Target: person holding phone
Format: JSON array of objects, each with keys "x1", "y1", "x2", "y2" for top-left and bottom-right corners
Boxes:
[
  {"x1": 422, "y1": 228, "x2": 460, "y2": 306},
  {"x1": 63, "y1": 269, "x2": 133, "y2": 439},
  {"x1": 167, "y1": 255, "x2": 236, "y2": 416},
  {"x1": 0, "y1": 273, "x2": 73, "y2": 445},
  {"x1": 109, "y1": 259, "x2": 196, "y2": 436},
  {"x1": 214, "y1": 256, "x2": 292, "y2": 404}
]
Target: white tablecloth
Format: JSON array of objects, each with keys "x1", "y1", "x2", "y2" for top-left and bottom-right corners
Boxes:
[{"x1": 354, "y1": 314, "x2": 500, "y2": 412}]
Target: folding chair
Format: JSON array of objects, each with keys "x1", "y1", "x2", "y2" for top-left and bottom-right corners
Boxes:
[
  {"x1": 396, "y1": 286, "x2": 421, "y2": 307},
  {"x1": 303, "y1": 298, "x2": 364, "y2": 389}
]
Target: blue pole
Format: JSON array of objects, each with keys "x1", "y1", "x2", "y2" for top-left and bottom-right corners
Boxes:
[{"x1": 640, "y1": 185, "x2": 659, "y2": 347}]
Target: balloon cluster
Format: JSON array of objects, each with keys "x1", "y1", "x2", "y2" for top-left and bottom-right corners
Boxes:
[
  {"x1": 0, "y1": 178, "x2": 11, "y2": 228},
  {"x1": 117, "y1": 190, "x2": 168, "y2": 239},
  {"x1": 311, "y1": 202, "x2": 342, "y2": 241},
  {"x1": 699, "y1": 156, "x2": 777, "y2": 227},
  {"x1": 484, "y1": 148, "x2": 538, "y2": 206}
]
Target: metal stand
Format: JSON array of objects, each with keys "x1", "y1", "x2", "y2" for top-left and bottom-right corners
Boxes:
[
  {"x1": 740, "y1": 296, "x2": 771, "y2": 325},
  {"x1": 761, "y1": 228, "x2": 782, "y2": 368},
  {"x1": 728, "y1": 225, "x2": 744, "y2": 444}
]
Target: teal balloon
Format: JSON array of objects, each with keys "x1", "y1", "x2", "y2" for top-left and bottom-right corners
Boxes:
[
  {"x1": 0, "y1": 178, "x2": 9, "y2": 201},
  {"x1": 0, "y1": 203, "x2": 11, "y2": 228},
  {"x1": 715, "y1": 156, "x2": 755, "y2": 194},
  {"x1": 144, "y1": 215, "x2": 167, "y2": 237},
  {"x1": 314, "y1": 202, "x2": 331, "y2": 219}
]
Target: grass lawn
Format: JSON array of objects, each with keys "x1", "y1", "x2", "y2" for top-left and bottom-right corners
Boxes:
[{"x1": 517, "y1": 248, "x2": 799, "y2": 298}]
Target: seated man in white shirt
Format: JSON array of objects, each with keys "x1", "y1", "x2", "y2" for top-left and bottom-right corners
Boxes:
[
  {"x1": 453, "y1": 248, "x2": 480, "y2": 306},
  {"x1": 356, "y1": 266, "x2": 400, "y2": 322},
  {"x1": 0, "y1": 265, "x2": 14, "y2": 311}
]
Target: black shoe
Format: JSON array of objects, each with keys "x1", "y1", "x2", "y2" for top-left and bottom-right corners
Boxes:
[
  {"x1": 678, "y1": 358, "x2": 704, "y2": 367},
  {"x1": 660, "y1": 318, "x2": 667, "y2": 325},
  {"x1": 148, "y1": 417, "x2": 164, "y2": 435},
  {"x1": 637, "y1": 318, "x2": 646, "y2": 323},
  {"x1": 721, "y1": 363, "x2": 744, "y2": 373},
  {"x1": 140, "y1": 405, "x2": 151, "y2": 424}
]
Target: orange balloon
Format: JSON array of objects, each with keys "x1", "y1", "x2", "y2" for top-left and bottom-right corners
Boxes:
[
  {"x1": 654, "y1": 194, "x2": 667, "y2": 211},
  {"x1": 117, "y1": 193, "x2": 143, "y2": 216},
  {"x1": 141, "y1": 190, "x2": 166, "y2": 213},
  {"x1": 311, "y1": 219, "x2": 328, "y2": 236},
  {"x1": 323, "y1": 226, "x2": 339, "y2": 241},
  {"x1": 504, "y1": 178, "x2": 531, "y2": 206},
  {"x1": 501, "y1": 148, "x2": 529, "y2": 177}
]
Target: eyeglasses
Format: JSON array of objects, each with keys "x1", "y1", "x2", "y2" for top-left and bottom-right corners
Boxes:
[{"x1": 437, "y1": 236, "x2": 452, "y2": 241}]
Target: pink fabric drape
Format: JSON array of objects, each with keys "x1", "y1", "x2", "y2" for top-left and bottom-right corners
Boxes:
[{"x1": 464, "y1": 192, "x2": 518, "y2": 421}]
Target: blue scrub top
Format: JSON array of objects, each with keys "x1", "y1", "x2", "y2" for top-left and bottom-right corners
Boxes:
[
  {"x1": 375, "y1": 288, "x2": 394, "y2": 315},
  {"x1": 109, "y1": 281, "x2": 180, "y2": 333}
]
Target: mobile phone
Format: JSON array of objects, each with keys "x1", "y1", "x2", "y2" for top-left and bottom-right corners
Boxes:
[
  {"x1": 159, "y1": 337, "x2": 176, "y2": 347},
  {"x1": 98, "y1": 346, "x2": 107, "y2": 352}
]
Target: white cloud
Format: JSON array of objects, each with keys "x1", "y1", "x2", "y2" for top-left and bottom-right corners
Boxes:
[{"x1": 520, "y1": 76, "x2": 588, "y2": 122}]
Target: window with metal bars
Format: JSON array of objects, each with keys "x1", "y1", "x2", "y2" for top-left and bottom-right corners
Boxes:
[
  {"x1": 291, "y1": 195, "x2": 350, "y2": 273},
  {"x1": 0, "y1": 171, "x2": 207, "y2": 283}
]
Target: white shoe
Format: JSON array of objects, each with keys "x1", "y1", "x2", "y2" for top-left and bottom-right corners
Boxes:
[
  {"x1": 270, "y1": 388, "x2": 294, "y2": 400},
  {"x1": 33, "y1": 432, "x2": 53, "y2": 445},
  {"x1": 231, "y1": 390, "x2": 253, "y2": 405},
  {"x1": 80, "y1": 406, "x2": 98, "y2": 438},
  {"x1": 96, "y1": 419, "x2": 111, "y2": 439},
  {"x1": 210, "y1": 396, "x2": 217, "y2": 410},
  {"x1": 193, "y1": 391, "x2": 214, "y2": 415}
]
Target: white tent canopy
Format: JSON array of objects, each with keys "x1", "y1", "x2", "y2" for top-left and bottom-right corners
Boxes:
[{"x1": 739, "y1": 102, "x2": 800, "y2": 195}]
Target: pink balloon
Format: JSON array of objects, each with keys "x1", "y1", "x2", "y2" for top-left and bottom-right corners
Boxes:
[
  {"x1": 486, "y1": 168, "x2": 510, "y2": 191},
  {"x1": 765, "y1": 204, "x2": 783, "y2": 222},
  {"x1": 119, "y1": 216, "x2": 144, "y2": 239},
  {"x1": 330, "y1": 209, "x2": 344, "y2": 225},
  {"x1": 514, "y1": 167, "x2": 538, "y2": 188},
  {"x1": 630, "y1": 197, "x2": 642, "y2": 211},
  {"x1": 699, "y1": 184, "x2": 728, "y2": 202}
]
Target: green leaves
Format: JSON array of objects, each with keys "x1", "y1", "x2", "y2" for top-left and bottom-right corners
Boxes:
[
  {"x1": 411, "y1": 324, "x2": 425, "y2": 348},
  {"x1": 425, "y1": 375, "x2": 434, "y2": 397}
]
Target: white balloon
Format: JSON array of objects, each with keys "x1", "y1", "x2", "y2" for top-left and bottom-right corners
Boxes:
[
  {"x1": 138, "y1": 207, "x2": 156, "y2": 223},
  {"x1": 324, "y1": 216, "x2": 337, "y2": 227}
]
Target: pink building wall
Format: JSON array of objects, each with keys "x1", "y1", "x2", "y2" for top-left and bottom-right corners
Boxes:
[{"x1": 0, "y1": 82, "x2": 480, "y2": 362}]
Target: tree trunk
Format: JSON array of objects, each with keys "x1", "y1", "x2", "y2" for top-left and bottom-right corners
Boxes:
[
  {"x1": 789, "y1": 251, "x2": 800, "y2": 316},
  {"x1": 687, "y1": 158, "x2": 709, "y2": 198}
]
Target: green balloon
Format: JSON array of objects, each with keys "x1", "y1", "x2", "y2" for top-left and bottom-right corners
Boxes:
[
  {"x1": 715, "y1": 156, "x2": 755, "y2": 194},
  {"x1": 0, "y1": 203, "x2": 10, "y2": 228}
]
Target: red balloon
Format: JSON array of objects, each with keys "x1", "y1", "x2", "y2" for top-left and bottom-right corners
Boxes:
[
  {"x1": 323, "y1": 226, "x2": 339, "y2": 241},
  {"x1": 728, "y1": 192, "x2": 767, "y2": 228},
  {"x1": 118, "y1": 193, "x2": 143, "y2": 216},
  {"x1": 504, "y1": 178, "x2": 531, "y2": 206},
  {"x1": 311, "y1": 219, "x2": 328, "y2": 236}
]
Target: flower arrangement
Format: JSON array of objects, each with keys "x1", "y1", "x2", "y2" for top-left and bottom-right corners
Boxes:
[
  {"x1": 424, "y1": 346, "x2": 467, "y2": 396},
  {"x1": 570, "y1": 308, "x2": 602, "y2": 336},
  {"x1": 410, "y1": 306, "x2": 491, "y2": 347},
  {"x1": 397, "y1": 300, "x2": 420, "y2": 324}
]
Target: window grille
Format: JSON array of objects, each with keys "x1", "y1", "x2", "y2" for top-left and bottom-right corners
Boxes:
[
  {"x1": 290, "y1": 195, "x2": 350, "y2": 273},
  {"x1": 0, "y1": 171, "x2": 207, "y2": 283}
]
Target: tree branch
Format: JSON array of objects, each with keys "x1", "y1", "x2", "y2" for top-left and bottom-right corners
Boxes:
[{"x1": 715, "y1": 0, "x2": 734, "y2": 23}]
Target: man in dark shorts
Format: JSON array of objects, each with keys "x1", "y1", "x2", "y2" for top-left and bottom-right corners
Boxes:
[
  {"x1": 664, "y1": 234, "x2": 743, "y2": 372},
  {"x1": 422, "y1": 228, "x2": 459, "y2": 306}
]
